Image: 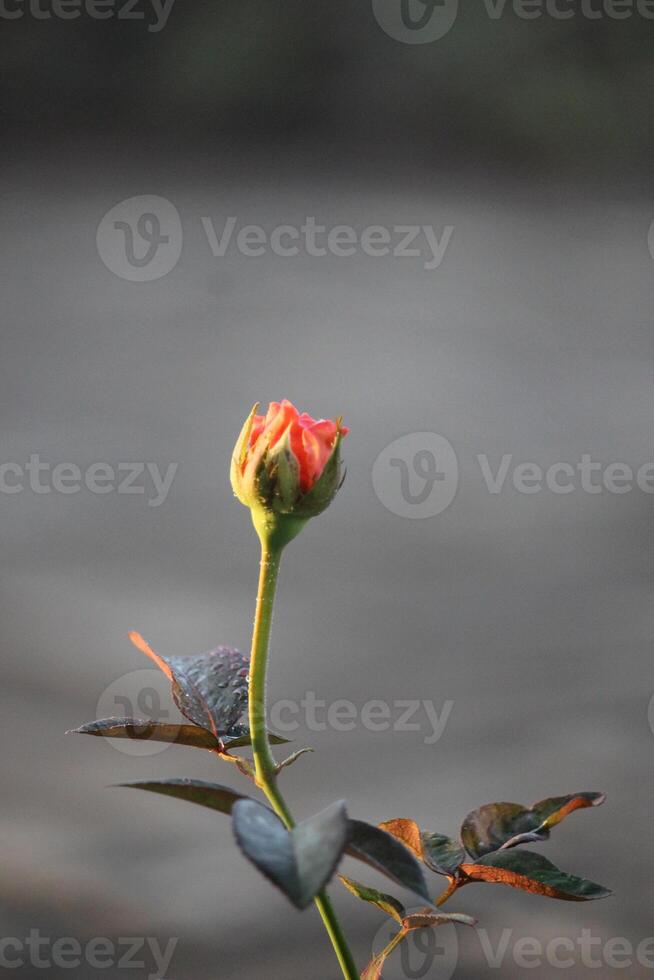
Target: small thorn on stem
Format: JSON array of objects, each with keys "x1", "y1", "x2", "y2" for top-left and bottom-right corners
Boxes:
[{"x1": 274, "y1": 747, "x2": 314, "y2": 774}]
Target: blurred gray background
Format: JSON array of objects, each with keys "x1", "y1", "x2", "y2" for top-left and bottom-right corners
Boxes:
[{"x1": 2, "y1": 1, "x2": 654, "y2": 977}]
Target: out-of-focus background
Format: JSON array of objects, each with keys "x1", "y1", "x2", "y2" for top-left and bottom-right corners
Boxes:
[{"x1": 2, "y1": 2, "x2": 654, "y2": 977}]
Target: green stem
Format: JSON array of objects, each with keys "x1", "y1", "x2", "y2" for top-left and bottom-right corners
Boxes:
[{"x1": 248, "y1": 539, "x2": 359, "y2": 980}]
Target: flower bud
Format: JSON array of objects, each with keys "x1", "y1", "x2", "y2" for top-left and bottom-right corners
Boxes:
[{"x1": 231, "y1": 400, "x2": 347, "y2": 546}]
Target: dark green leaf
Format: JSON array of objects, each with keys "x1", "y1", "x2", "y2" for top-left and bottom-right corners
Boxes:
[
  {"x1": 379, "y1": 819, "x2": 465, "y2": 878},
  {"x1": 530, "y1": 793, "x2": 606, "y2": 830},
  {"x1": 119, "y1": 779, "x2": 250, "y2": 814},
  {"x1": 69, "y1": 717, "x2": 288, "y2": 753},
  {"x1": 69, "y1": 718, "x2": 222, "y2": 749},
  {"x1": 403, "y1": 910, "x2": 476, "y2": 929},
  {"x1": 462, "y1": 802, "x2": 531, "y2": 859},
  {"x1": 461, "y1": 792, "x2": 606, "y2": 860},
  {"x1": 338, "y1": 875, "x2": 405, "y2": 924},
  {"x1": 422, "y1": 833, "x2": 466, "y2": 876},
  {"x1": 220, "y1": 729, "x2": 291, "y2": 750},
  {"x1": 232, "y1": 799, "x2": 350, "y2": 910},
  {"x1": 462, "y1": 850, "x2": 611, "y2": 901},
  {"x1": 129, "y1": 631, "x2": 249, "y2": 738},
  {"x1": 346, "y1": 820, "x2": 431, "y2": 904}
]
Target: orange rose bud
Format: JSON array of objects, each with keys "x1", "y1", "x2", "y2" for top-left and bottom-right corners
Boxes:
[{"x1": 231, "y1": 400, "x2": 347, "y2": 545}]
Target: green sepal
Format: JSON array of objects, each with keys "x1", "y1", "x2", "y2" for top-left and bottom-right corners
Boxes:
[{"x1": 294, "y1": 430, "x2": 344, "y2": 518}]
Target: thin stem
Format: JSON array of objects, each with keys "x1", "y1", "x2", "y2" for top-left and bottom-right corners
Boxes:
[
  {"x1": 313, "y1": 892, "x2": 360, "y2": 980},
  {"x1": 435, "y1": 877, "x2": 462, "y2": 907},
  {"x1": 248, "y1": 541, "x2": 359, "y2": 980}
]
